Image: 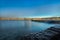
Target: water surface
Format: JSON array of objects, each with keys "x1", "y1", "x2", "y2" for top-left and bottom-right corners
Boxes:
[{"x1": 0, "y1": 20, "x2": 57, "y2": 40}]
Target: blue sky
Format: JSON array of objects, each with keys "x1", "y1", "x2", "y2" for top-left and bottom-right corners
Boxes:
[{"x1": 0, "y1": 0, "x2": 60, "y2": 18}]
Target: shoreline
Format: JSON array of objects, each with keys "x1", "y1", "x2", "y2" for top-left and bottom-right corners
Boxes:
[{"x1": 32, "y1": 20, "x2": 60, "y2": 24}]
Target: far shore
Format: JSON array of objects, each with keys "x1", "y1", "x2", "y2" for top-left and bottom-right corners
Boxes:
[{"x1": 32, "y1": 20, "x2": 60, "y2": 24}]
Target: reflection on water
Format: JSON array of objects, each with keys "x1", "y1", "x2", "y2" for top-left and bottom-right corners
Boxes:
[
  {"x1": 0, "y1": 20, "x2": 57, "y2": 34},
  {"x1": 0, "y1": 20, "x2": 57, "y2": 40}
]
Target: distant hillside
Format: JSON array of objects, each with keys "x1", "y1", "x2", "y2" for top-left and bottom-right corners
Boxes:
[
  {"x1": 0, "y1": 17, "x2": 32, "y2": 20},
  {"x1": 0, "y1": 17, "x2": 60, "y2": 20}
]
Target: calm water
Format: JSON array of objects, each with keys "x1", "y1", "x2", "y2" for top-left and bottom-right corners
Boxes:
[{"x1": 0, "y1": 20, "x2": 57, "y2": 39}]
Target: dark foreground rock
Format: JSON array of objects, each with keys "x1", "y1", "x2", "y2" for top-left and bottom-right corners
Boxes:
[{"x1": 21, "y1": 26, "x2": 60, "y2": 40}]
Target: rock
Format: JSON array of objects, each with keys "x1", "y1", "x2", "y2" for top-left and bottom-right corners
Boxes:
[{"x1": 21, "y1": 26, "x2": 60, "y2": 40}]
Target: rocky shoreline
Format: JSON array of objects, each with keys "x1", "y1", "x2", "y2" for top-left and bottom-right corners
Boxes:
[{"x1": 21, "y1": 26, "x2": 60, "y2": 40}]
